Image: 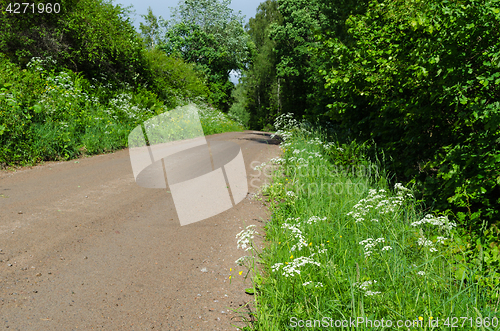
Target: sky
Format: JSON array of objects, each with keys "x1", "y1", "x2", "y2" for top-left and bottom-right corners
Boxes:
[
  {"x1": 113, "y1": 0, "x2": 262, "y2": 31},
  {"x1": 112, "y1": 0, "x2": 262, "y2": 84}
]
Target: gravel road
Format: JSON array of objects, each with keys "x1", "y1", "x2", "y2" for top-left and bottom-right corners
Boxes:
[{"x1": 0, "y1": 131, "x2": 281, "y2": 330}]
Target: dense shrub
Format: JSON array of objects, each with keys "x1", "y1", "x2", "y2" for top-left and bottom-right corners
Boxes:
[
  {"x1": 316, "y1": 0, "x2": 500, "y2": 232},
  {"x1": 142, "y1": 49, "x2": 211, "y2": 107},
  {"x1": 1, "y1": 0, "x2": 147, "y2": 87}
]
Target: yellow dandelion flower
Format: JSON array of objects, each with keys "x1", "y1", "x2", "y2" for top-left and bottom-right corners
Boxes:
[{"x1": 239, "y1": 271, "x2": 243, "y2": 276}]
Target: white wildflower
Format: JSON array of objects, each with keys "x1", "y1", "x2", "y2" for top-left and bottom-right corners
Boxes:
[
  {"x1": 271, "y1": 262, "x2": 283, "y2": 272},
  {"x1": 436, "y1": 236, "x2": 447, "y2": 244},
  {"x1": 411, "y1": 214, "x2": 457, "y2": 231},
  {"x1": 235, "y1": 256, "x2": 249, "y2": 266},
  {"x1": 417, "y1": 237, "x2": 433, "y2": 247},
  {"x1": 273, "y1": 256, "x2": 321, "y2": 278},
  {"x1": 354, "y1": 280, "x2": 377, "y2": 291},
  {"x1": 236, "y1": 225, "x2": 257, "y2": 251}
]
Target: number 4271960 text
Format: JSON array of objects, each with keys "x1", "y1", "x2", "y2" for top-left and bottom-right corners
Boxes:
[{"x1": 5, "y1": 3, "x2": 61, "y2": 14}]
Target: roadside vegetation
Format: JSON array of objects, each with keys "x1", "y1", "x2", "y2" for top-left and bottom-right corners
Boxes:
[
  {"x1": 231, "y1": 1, "x2": 500, "y2": 327},
  {"x1": 237, "y1": 114, "x2": 499, "y2": 330},
  {"x1": 2, "y1": 0, "x2": 499, "y2": 328},
  {"x1": 241, "y1": 0, "x2": 500, "y2": 237},
  {"x1": 0, "y1": 0, "x2": 245, "y2": 168}
]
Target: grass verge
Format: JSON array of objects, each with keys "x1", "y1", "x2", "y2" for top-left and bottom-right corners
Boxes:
[{"x1": 235, "y1": 114, "x2": 500, "y2": 330}]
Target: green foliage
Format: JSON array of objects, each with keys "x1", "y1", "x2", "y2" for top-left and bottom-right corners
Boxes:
[
  {"x1": 0, "y1": 54, "x2": 44, "y2": 165},
  {"x1": 269, "y1": 0, "x2": 325, "y2": 118},
  {"x1": 316, "y1": 0, "x2": 500, "y2": 231},
  {"x1": 241, "y1": 119, "x2": 499, "y2": 329},
  {"x1": 142, "y1": 48, "x2": 211, "y2": 107},
  {"x1": 197, "y1": 103, "x2": 245, "y2": 135},
  {"x1": 0, "y1": 53, "x2": 241, "y2": 167},
  {"x1": 1, "y1": 0, "x2": 146, "y2": 87},
  {"x1": 228, "y1": 83, "x2": 251, "y2": 127},
  {"x1": 240, "y1": 0, "x2": 283, "y2": 129},
  {"x1": 0, "y1": 0, "x2": 246, "y2": 167},
  {"x1": 158, "y1": 0, "x2": 250, "y2": 112},
  {"x1": 239, "y1": 0, "x2": 362, "y2": 129}
]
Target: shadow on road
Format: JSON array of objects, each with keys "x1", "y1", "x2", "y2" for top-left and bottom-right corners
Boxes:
[{"x1": 237, "y1": 132, "x2": 282, "y2": 146}]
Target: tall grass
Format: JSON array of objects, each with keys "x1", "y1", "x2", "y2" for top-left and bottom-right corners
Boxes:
[{"x1": 236, "y1": 114, "x2": 500, "y2": 330}]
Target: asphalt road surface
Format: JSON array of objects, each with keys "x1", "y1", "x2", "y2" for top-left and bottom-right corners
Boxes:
[{"x1": 0, "y1": 131, "x2": 281, "y2": 330}]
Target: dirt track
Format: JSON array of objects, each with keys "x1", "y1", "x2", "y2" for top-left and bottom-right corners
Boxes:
[{"x1": 0, "y1": 131, "x2": 281, "y2": 330}]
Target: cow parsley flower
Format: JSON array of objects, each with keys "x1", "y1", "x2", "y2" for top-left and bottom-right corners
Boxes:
[
  {"x1": 302, "y1": 281, "x2": 324, "y2": 288},
  {"x1": 235, "y1": 256, "x2": 247, "y2": 266},
  {"x1": 236, "y1": 225, "x2": 258, "y2": 251},
  {"x1": 272, "y1": 256, "x2": 321, "y2": 278},
  {"x1": 359, "y1": 238, "x2": 387, "y2": 257},
  {"x1": 411, "y1": 214, "x2": 456, "y2": 231}
]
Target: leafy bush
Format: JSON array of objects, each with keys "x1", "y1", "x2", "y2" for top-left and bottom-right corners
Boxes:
[
  {"x1": 1, "y1": 0, "x2": 147, "y2": 87},
  {"x1": 316, "y1": 0, "x2": 500, "y2": 233},
  {"x1": 228, "y1": 84, "x2": 250, "y2": 127},
  {"x1": 143, "y1": 49, "x2": 211, "y2": 107}
]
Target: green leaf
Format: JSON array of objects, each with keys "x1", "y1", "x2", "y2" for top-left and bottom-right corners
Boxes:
[
  {"x1": 455, "y1": 266, "x2": 467, "y2": 281},
  {"x1": 34, "y1": 104, "x2": 42, "y2": 113},
  {"x1": 244, "y1": 288, "x2": 255, "y2": 295}
]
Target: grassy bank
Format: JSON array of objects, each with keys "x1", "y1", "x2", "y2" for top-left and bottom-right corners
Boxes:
[
  {"x1": 237, "y1": 114, "x2": 499, "y2": 330},
  {"x1": 0, "y1": 55, "x2": 243, "y2": 168}
]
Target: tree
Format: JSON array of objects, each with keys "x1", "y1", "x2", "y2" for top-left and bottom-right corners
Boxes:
[
  {"x1": 140, "y1": 7, "x2": 163, "y2": 49},
  {"x1": 159, "y1": 0, "x2": 250, "y2": 111},
  {"x1": 241, "y1": 0, "x2": 283, "y2": 129},
  {"x1": 267, "y1": 0, "x2": 333, "y2": 122},
  {"x1": 0, "y1": 0, "x2": 146, "y2": 87}
]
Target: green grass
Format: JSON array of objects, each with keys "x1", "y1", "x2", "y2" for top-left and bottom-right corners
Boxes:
[
  {"x1": 197, "y1": 103, "x2": 245, "y2": 135},
  {"x1": 236, "y1": 115, "x2": 500, "y2": 330}
]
